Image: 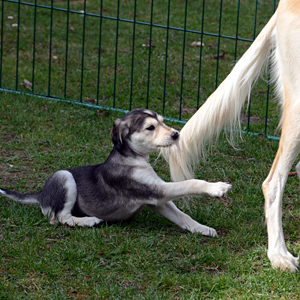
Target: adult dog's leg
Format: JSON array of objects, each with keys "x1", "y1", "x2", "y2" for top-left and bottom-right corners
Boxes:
[
  {"x1": 148, "y1": 201, "x2": 217, "y2": 237},
  {"x1": 261, "y1": 0, "x2": 300, "y2": 272},
  {"x1": 41, "y1": 170, "x2": 103, "y2": 227},
  {"x1": 262, "y1": 109, "x2": 300, "y2": 272}
]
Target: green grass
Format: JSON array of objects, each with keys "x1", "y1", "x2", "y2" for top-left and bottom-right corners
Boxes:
[
  {"x1": 1, "y1": 93, "x2": 300, "y2": 299},
  {"x1": 1, "y1": 0, "x2": 280, "y2": 132},
  {"x1": 2, "y1": 0, "x2": 300, "y2": 298}
]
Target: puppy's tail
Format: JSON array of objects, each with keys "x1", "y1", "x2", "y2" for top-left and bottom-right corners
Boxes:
[
  {"x1": 0, "y1": 188, "x2": 40, "y2": 205},
  {"x1": 162, "y1": 11, "x2": 278, "y2": 181}
]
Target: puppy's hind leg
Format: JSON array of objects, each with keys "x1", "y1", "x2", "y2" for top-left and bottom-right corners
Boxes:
[
  {"x1": 148, "y1": 201, "x2": 217, "y2": 237},
  {"x1": 41, "y1": 170, "x2": 102, "y2": 227}
]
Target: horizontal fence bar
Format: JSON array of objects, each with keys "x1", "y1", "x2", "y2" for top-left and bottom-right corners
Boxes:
[{"x1": 0, "y1": 87, "x2": 280, "y2": 142}]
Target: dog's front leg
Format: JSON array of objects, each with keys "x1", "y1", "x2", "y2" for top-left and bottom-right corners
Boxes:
[
  {"x1": 159, "y1": 179, "x2": 231, "y2": 202},
  {"x1": 148, "y1": 201, "x2": 217, "y2": 237}
]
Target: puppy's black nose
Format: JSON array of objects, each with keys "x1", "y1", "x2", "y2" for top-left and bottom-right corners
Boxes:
[{"x1": 171, "y1": 131, "x2": 179, "y2": 140}]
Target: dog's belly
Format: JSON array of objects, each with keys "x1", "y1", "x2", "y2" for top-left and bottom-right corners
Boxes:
[
  {"x1": 101, "y1": 204, "x2": 146, "y2": 222},
  {"x1": 77, "y1": 195, "x2": 146, "y2": 222}
]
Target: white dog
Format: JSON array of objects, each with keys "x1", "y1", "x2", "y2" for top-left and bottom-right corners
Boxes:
[{"x1": 162, "y1": 0, "x2": 300, "y2": 272}]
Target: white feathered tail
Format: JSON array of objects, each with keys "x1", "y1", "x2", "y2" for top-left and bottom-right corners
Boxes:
[{"x1": 163, "y1": 11, "x2": 278, "y2": 181}]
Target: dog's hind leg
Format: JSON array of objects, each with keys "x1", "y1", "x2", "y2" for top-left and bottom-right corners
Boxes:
[
  {"x1": 41, "y1": 170, "x2": 102, "y2": 227},
  {"x1": 148, "y1": 201, "x2": 217, "y2": 237},
  {"x1": 262, "y1": 108, "x2": 300, "y2": 272}
]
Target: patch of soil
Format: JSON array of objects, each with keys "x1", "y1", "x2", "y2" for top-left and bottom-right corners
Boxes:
[{"x1": 240, "y1": 114, "x2": 263, "y2": 124}]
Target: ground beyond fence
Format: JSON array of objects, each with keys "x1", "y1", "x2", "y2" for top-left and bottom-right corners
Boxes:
[{"x1": 0, "y1": 0, "x2": 279, "y2": 137}]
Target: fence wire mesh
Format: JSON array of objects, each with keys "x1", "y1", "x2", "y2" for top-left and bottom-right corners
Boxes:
[{"x1": 0, "y1": 0, "x2": 279, "y2": 138}]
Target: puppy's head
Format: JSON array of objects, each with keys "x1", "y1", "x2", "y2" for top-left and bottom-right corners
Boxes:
[{"x1": 110, "y1": 109, "x2": 179, "y2": 156}]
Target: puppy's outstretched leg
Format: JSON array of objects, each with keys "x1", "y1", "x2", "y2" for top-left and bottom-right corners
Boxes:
[
  {"x1": 41, "y1": 170, "x2": 103, "y2": 227},
  {"x1": 148, "y1": 201, "x2": 217, "y2": 237},
  {"x1": 159, "y1": 179, "x2": 231, "y2": 202},
  {"x1": 148, "y1": 179, "x2": 230, "y2": 236}
]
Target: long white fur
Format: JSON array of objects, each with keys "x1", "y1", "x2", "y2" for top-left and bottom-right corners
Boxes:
[
  {"x1": 162, "y1": 12, "x2": 277, "y2": 182},
  {"x1": 163, "y1": 0, "x2": 300, "y2": 272}
]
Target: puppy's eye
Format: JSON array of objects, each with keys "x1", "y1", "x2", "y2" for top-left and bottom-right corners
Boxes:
[{"x1": 146, "y1": 125, "x2": 155, "y2": 131}]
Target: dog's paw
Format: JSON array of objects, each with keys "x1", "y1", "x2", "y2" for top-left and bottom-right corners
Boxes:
[
  {"x1": 206, "y1": 182, "x2": 231, "y2": 197},
  {"x1": 64, "y1": 216, "x2": 103, "y2": 227},
  {"x1": 80, "y1": 217, "x2": 103, "y2": 227},
  {"x1": 191, "y1": 224, "x2": 218, "y2": 237},
  {"x1": 268, "y1": 251, "x2": 299, "y2": 272}
]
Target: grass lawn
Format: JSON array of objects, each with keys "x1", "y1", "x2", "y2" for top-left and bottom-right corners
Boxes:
[
  {"x1": 0, "y1": 93, "x2": 300, "y2": 299},
  {"x1": 2, "y1": 0, "x2": 300, "y2": 299}
]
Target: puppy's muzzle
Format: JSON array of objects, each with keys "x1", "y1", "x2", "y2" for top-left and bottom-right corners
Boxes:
[{"x1": 171, "y1": 131, "x2": 179, "y2": 140}]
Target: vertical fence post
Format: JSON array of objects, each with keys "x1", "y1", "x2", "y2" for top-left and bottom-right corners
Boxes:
[
  {"x1": 64, "y1": 0, "x2": 70, "y2": 100},
  {"x1": 234, "y1": 0, "x2": 241, "y2": 62},
  {"x1": 0, "y1": 0, "x2": 4, "y2": 88},
  {"x1": 162, "y1": 0, "x2": 171, "y2": 116},
  {"x1": 129, "y1": 0, "x2": 137, "y2": 111},
  {"x1": 146, "y1": 0, "x2": 154, "y2": 109},
  {"x1": 80, "y1": 0, "x2": 87, "y2": 103},
  {"x1": 197, "y1": 0, "x2": 205, "y2": 109},
  {"x1": 16, "y1": 0, "x2": 21, "y2": 91},
  {"x1": 247, "y1": 0, "x2": 258, "y2": 132},
  {"x1": 179, "y1": 0, "x2": 188, "y2": 120},
  {"x1": 215, "y1": 0, "x2": 223, "y2": 89},
  {"x1": 113, "y1": 0, "x2": 120, "y2": 108},
  {"x1": 32, "y1": 0, "x2": 37, "y2": 94},
  {"x1": 96, "y1": 0, "x2": 103, "y2": 105},
  {"x1": 48, "y1": 0, "x2": 54, "y2": 96}
]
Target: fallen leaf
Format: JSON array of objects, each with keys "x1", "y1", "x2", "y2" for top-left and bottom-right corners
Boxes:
[
  {"x1": 189, "y1": 41, "x2": 205, "y2": 47},
  {"x1": 214, "y1": 49, "x2": 226, "y2": 59},
  {"x1": 142, "y1": 43, "x2": 155, "y2": 48},
  {"x1": 23, "y1": 79, "x2": 32, "y2": 91}
]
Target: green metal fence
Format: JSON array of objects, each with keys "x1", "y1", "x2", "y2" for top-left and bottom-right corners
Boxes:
[{"x1": 0, "y1": 0, "x2": 278, "y2": 137}]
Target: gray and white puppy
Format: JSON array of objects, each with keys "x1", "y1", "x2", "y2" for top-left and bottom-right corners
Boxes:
[{"x1": 0, "y1": 109, "x2": 231, "y2": 236}]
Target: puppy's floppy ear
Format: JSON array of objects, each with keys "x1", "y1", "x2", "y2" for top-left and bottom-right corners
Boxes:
[{"x1": 110, "y1": 118, "x2": 129, "y2": 150}]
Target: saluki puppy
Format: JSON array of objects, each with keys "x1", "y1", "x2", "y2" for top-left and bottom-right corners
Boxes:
[
  {"x1": 162, "y1": 0, "x2": 300, "y2": 272},
  {"x1": 0, "y1": 109, "x2": 231, "y2": 236}
]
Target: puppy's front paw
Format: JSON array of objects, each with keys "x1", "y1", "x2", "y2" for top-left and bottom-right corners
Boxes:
[
  {"x1": 206, "y1": 182, "x2": 231, "y2": 197},
  {"x1": 83, "y1": 217, "x2": 103, "y2": 227}
]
